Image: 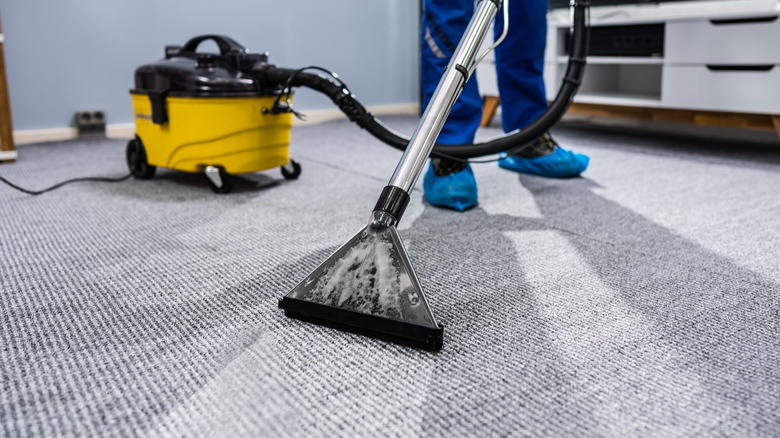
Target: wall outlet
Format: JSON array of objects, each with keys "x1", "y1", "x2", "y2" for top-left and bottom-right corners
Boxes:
[{"x1": 75, "y1": 110, "x2": 106, "y2": 136}]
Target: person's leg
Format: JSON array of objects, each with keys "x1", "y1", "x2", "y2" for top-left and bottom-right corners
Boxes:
[
  {"x1": 421, "y1": 0, "x2": 479, "y2": 210},
  {"x1": 494, "y1": 0, "x2": 589, "y2": 177},
  {"x1": 421, "y1": 0, "x2": 482, "y2": 144},
  {"x1": 494, "y1": 0, "x2": 548, "y2": 132}
]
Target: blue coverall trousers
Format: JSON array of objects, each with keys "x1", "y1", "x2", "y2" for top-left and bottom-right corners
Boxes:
[{"x1": 421, "y1": 0, "x2": 549, "y2": 144}]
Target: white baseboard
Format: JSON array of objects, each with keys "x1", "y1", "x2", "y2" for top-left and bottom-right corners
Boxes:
[
  {"x1": 107, "y1": 123, "x2": 136, "y2": 139},
  {"x1": 11, "y1": 103, "x2": 420, "y2": 146},
  {"x1": 14, "y1": 127, "x2": 78, "y2": 145}
]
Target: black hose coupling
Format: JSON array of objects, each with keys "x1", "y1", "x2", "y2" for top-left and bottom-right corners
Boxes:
[{"x1": 372, "y1": 185, "x2": 410, "y2": 226}]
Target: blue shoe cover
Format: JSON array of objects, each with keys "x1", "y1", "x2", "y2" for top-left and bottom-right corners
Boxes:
[
  {"x1": 498, "y1": 147, "x2": 589, "y2": 178},
  {"x1": 423, "y1": 162, "x2": 478, "y2": 211}
]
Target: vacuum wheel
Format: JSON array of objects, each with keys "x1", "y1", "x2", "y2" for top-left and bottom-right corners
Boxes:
[
  {"x1": 126, "y1": 137, "x2": 156, "y2": 179},
  {"x1": 205, "y1": 166, "x2": 234, "y2": 194},
  {"x1": 281, "y1": 159, "x2": 301, "y2": 180}
]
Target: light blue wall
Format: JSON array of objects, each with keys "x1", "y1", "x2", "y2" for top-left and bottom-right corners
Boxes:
[{"x1": 0, "y1": 0, "x2": 420, "y2": 131}]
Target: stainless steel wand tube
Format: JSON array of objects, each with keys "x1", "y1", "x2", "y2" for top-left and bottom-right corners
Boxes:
[{"x1": 387, "y1": 0, "x2": 500, "y2": 194}]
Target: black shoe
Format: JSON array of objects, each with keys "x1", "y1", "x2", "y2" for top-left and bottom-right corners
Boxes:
[{"x1": 511, "y1": 132, "x2": 558, "y2": 158}]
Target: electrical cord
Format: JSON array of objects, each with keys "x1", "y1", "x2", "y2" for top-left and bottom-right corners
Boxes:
[{"x1": 0, "y1": 172, "x2": 133, "y2": 196}]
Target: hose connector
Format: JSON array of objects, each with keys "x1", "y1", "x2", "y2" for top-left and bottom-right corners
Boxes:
[{"x1": 369, "y1": 185, "x2": 410, "y2": 231}]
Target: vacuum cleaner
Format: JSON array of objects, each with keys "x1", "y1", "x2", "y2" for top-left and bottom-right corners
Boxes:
[
  {"x1": 128, "y1": 35, "x2": 301, "y2": 193},
  {"x1": 128, "y1": 0, "x2": 588, "y2": 349}
]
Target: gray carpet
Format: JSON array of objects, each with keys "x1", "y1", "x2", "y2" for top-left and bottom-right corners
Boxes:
[{"x1": 1, "y1": 115, "x2": 779, "y2": 437}]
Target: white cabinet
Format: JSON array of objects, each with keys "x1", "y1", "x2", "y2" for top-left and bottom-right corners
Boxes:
[{"x1": 544, "y1": 0, "x2": 780, "y2": 116}]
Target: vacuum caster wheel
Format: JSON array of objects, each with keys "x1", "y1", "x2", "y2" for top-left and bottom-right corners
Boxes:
[
  {"x1": 126, "y1": 137, "x2": 156, "y2": 179},
  {"x1": 281, "y1": 159, "x2": 301, "y2": 180},
  {"x1": 205, "y1": 166, "x2": 234, "y2": 194}
]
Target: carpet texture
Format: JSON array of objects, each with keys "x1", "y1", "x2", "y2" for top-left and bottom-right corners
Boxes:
[{"x1": 1, "y1": 116, "x2": 779, "y2": 437}]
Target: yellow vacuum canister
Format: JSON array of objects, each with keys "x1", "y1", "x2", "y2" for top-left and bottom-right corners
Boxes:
[{"x1": 127, "y1": 35, "x2": 299, "y2": 193}]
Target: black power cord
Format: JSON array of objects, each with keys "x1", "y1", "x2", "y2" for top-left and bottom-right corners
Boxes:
[{"x1": 0, "y1": 173, "x2": 133, "y2": 196}]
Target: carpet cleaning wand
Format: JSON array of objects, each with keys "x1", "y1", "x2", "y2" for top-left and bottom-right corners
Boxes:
[{"x1": 279, "y1": 0, "x2": 503, "y2": 350}]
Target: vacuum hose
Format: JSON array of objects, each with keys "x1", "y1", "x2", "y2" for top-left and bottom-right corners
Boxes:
[{"x1": 258, "y1": 0, "x2": 589, "y2": 160}]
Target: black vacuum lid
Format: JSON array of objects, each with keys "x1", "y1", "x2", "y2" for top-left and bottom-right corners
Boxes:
[{"x1": 132, "y1": 35, "x2": 277, "y2": 97}]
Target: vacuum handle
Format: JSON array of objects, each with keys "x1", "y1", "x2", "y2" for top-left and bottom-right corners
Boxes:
[{"x1": 181, "y1": 34, "x2": 247, "y2": 55}]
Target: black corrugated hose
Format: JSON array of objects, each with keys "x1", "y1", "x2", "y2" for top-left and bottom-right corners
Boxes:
[{"x1": 259, "y1": 0, "x2": 589, "y2": 161}]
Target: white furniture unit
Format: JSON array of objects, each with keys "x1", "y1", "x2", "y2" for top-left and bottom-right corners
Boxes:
[{"x1": 544, "y1": 0, "x2": 780, "y2": 120}]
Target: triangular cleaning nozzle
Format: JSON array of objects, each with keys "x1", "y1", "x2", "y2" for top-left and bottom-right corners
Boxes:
[
  {"x1": 279, "y1": 0, "x2": 503, "y2": 350},
  {"x1": 279, "y1": 225, "x2": 443, "y2": 351}
]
